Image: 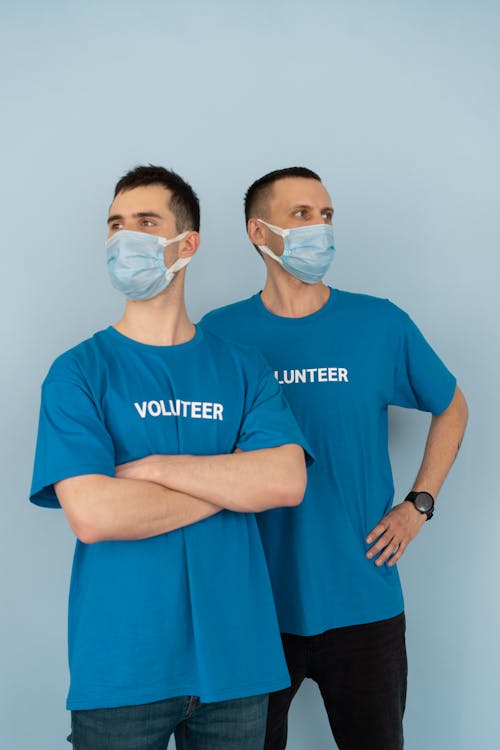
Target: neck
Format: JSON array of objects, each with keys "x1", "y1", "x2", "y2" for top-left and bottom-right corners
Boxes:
[
  {"x1": 261, "y1": 266, "x2": 331, "y2": 318},
  {"x1": 114, "y1": 277, "x2": 195, "y2": 346}
]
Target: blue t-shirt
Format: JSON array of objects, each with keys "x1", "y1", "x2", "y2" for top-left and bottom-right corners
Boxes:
[
  {"x1": 200, "y1": 289, "x2": 457, "y2": 636},
  {"x1": 30, "y1": 326, "x2": 308, "y2": 709}
]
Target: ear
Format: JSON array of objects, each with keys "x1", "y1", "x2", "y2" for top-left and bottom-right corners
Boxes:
[
  {"x1": 247, "y1": 218, "x2": 266, "y2": 246},
  {"x1": 178, "y1": 231, "x2": 201, "y2": 258}
]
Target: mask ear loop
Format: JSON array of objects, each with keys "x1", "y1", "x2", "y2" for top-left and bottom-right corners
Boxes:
[
  {"x1": 255, "y1": 219, "x2": 289, "y2": 264},
  {"x1": 257, "y1": 245, "x2": 284, "y2": 265},
  {"x1": 256, "y1": 219, "x2": 289, "y2": 238},
  {"x1": 166, "y1": 256, "x2": 191, "y2": 275},
  {"x1": 158, "y1": 230, "x2": 190, "y2": 248},
  {"x1": 158, "y1": 231, "x2": 192, "y2": 278}
]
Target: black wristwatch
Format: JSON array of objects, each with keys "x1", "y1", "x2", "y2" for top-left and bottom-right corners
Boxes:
[{"x1": 404, "y1": 491, "x2": 434, "y2": 520}]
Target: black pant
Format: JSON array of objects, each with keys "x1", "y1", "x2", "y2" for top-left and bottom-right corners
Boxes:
[{"x1": 264, "y1": 613, "x2": 407, "y2": 750}]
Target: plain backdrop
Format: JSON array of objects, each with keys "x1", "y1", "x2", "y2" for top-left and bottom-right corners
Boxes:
[{"x1": 1, "y1": 1, "x2": 498, "y2": 748}]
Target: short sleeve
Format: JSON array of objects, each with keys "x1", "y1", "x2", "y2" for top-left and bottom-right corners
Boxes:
[
  {"x1": 236, "y1": 353, "x2": 314, "y2": 462},
  {"x1": 30, "y1": 376, "x2": 115, "y2": 508},
  {"x1": 391, "y1": 309, "x2": 456, "y2": 415}
]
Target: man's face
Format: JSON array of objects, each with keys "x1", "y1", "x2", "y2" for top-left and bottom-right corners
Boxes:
[
  {"x1": 107, "y1": 184, "x2": 200, "y2": 289},
  {"x1": 252, "y1": 177, "x2": 334, "y2": 257},
  {"x1": 107, "y1": 184, "x2": 182, "y2": 266}
]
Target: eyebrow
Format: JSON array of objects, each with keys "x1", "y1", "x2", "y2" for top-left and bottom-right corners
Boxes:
[
  {"x1": 288, "y1": 203, "x2": 334, "y2": 213},
  {"x1": 106, "y1": 211, "x2": 164, "y2": 225}
]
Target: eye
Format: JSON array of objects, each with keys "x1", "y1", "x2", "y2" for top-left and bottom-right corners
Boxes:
[
  {"x1": 322, "y1": 210, "x2": 334, "y2": 223},
  {"x1": 109, "y1": 222, "x2": 122, "y2": 231},
  {"x1": 294, "y1": 209, "x2": 307, "y2": 218},
  {"x1": 141, "y1": 219, "x2": 156, "y2": 227}
]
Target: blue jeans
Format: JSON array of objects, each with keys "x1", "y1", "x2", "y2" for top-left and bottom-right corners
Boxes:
[{"x1": 69, "y1": 693, "x2": 268, "y2": 750}]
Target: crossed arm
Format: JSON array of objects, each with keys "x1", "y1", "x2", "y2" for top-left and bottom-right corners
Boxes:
[
  {"x1": 55, "y1": 444, "x2": 307, "y2": 544},
  {"x1": 365, "y1": 384, "x2": 469, "y2": 567}
]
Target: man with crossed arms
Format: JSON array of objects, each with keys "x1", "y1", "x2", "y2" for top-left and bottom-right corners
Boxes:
[{"x1": 30, "y1": 165, "x2": 310, "y2": 750}]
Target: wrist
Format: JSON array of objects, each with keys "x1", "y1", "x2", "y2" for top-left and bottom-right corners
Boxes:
[{"x1": 404, "y1": 490, "x2": 434, "y2": 520}]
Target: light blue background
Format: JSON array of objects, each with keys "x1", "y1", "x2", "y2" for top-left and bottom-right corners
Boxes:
[{"x1": 1, "y1": 1, "x2": 498, "y2": 748}]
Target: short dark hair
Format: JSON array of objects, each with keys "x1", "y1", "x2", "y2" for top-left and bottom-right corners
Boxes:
[
  {"x1": 244, "y1": 166, "x2": 322, "y2": 224},
  {"x1": 113, "y1": 164, "x2": 200, "y2": 232}
]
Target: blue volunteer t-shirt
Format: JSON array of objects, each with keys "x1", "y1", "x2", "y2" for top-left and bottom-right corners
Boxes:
[
  {"x1": 30, "y1": 325, "x2": 308, "y2": 709},
  {"x1": 200, "y1": 289, "x2": 457, "y2": 636}
]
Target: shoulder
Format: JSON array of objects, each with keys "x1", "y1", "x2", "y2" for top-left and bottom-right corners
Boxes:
[
  {"x1": 44, "y1": 329, "x2": 109, "y2": 386},
  {"x1": 334, "y1": 289, "x2": 410, "y2": 330}
]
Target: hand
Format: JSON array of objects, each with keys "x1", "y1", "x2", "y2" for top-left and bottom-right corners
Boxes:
[
  {"x1": 115, "y1": 455, "x2": 165, "y2": 482},
  {"x1": 365, "y1": 502, "x2": 426, "y2": 567}
]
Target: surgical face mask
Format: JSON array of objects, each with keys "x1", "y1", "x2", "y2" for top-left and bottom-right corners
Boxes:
[
  {"x1": 257, "y1": 219, "x2": 335, "y2": 284},
  {"x1": 106, "y1": 229, "x2": 190, "y2": 300}
]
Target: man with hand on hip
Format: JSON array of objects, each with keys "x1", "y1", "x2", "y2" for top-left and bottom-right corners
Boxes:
[
  {"x1": 30, "y1": 165, "x2": 310, "y2": 750},
  {"x1": 199, "y1": 166, "x2": 468, "y2": 750}
]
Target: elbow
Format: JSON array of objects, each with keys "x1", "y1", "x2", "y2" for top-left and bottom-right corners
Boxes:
[
  {"x1": 70, "y1": 516, "x2": 106, "y2": 545},
  {"x1": 56, "y1": 476, "x2": 114, "y2": 544},
  {"x1": 275, "y1": 445, "x2": 307, "y2": 508},
  {"x1": 237, "y1": 445, "x2": 308, "y2": 512},
  {"x1": 65, "y1": 503, "x2": 110, "y2": 544},
  {"x1": 267, "y1": 460, "x2": 307, "y2": 509},
  {"x1": 283, "y1": 445, "x2": 308, "y2": 506},
  {"x1": 281, "y1": 465, "x2": 307, "y2": 507}
]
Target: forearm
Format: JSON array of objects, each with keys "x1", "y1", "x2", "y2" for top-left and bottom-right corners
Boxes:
[
  {"x1": 412, "y1": 385, "x2": 468, "y2": 498},
  {"x1": 366, "y1": 386, "x2": 468, "y2": 567},
  {"x1": 116, "y1": 444, "x2": 307, "y2": 512},
  {"x1": 55, "y1": 474, "x2": 220, "y2": 544}
]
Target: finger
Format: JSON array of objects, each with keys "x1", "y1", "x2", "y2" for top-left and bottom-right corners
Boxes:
[
  {"x1": 376, "y1": 540, "x2": 401, "y2": 567},
  {"x1": 366, "y1": 531, "x2": 395, "y2": 559},
  {"x1": 366, "y1": 522, "x2": 389, "y2": 544},
  {"x1": 374, "y1": 539, "x2": 399, "y2": 567},
  {"x1": 387, "y1": 540, "x2": 408, "y2": 567}
]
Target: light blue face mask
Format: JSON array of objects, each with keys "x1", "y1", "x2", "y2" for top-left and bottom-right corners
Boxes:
[
  {"x1": 106, "y1": 229, "x2": 190, "y2": 300},
  {"x1": 257, "y1": 220, "x2": 335, "y2": 284}
]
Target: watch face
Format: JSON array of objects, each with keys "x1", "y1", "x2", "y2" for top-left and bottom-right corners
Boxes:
[{"x1": 414, "y1": 492, "x2": 434, "y2": 513}]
